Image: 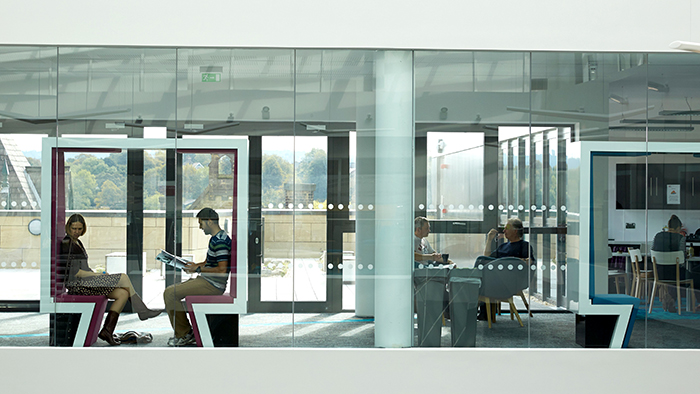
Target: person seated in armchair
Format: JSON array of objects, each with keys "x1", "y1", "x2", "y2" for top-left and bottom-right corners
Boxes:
[
  {"x1": 651, "y1": 214, "x2": 699, "y2": 312},
  {"x1": 479, "y1": 217, "x2": 536, "y2": 320}
]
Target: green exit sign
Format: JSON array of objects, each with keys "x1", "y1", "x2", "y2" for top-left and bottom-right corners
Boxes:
[{"x1": 201, "y1": 73, "x2": 221, "y2": 82}]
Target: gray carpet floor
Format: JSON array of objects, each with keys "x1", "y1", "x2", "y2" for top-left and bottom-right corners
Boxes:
[{"x1": 1, "y1": 311, "x2": 698, "y2": 348}]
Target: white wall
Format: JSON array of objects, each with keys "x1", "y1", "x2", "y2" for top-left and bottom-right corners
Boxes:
[
  {"x1": 2, "y1": 347, "x2": 699, "y2": 394},
  {"x1": 0, "y1": 0, "x2": 699, "y2": 52}
]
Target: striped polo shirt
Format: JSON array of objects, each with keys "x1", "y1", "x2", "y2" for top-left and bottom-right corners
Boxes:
[{"x1": 201, "y1": 230, "x2": 232, "y2": 290}]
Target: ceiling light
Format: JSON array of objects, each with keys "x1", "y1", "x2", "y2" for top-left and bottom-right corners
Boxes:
[
  {"x1": 609, "y1": 94, "x2": 628, "y2": 105},
  {"x1": 648, "y1": 81, "x2": 669, "y2": 93},
  {"x1": 659, "y1": 110, "x2": 700, "y2": 116},
  {"x1": 609, "y1": 125, "x2": 694, "y2": 132},
  {"x1": 669, "y1": 41, "x2": 700, "y2": 54}
]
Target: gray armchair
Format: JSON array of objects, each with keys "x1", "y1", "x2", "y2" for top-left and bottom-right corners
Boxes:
[{"x1": 475, "y1": 256, "x2": 530, "y2": 328}]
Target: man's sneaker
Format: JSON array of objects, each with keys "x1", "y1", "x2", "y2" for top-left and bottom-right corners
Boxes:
[
  {"x1": 178, "y1": 331, "x2": 196, "y2": 346},
  {"x1": 168, "y1": 331, "x2": 196, "y2": 347}
]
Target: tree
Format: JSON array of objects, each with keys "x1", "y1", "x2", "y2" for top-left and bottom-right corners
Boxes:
[
  {"x1": 262, "y1": 154, "x2": 293, "y2": 205},
  {"x1": 182, "y1": 162, "x2": 209, "y2": 203},
  {"x1": 71, "y1": 169, "x2": 97, "y2": 209},
  {"x1": 95, "y1": 179, "x2": 125, "y2": 209},
  {"x1": 144, "y1": 192, "x2": 163, "y2": 210},
  {"x1": 297, "y1": 148, "x2": 327, "y2": 202}
]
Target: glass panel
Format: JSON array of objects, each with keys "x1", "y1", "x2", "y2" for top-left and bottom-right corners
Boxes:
[
  {"x1": 0, "y1": 46, "x2": 56, "y2": 346},
  {"x1": 415, "y1": 51, "x2": 532, "y2": 348},
  {"x1": 176, "y1": 47, "x2": 295, "y2": 346},
  {"x1": 293, "y1": 49, "x2": 374, "y2": 347},
  {"x1": 426, "y1": 132, "x2": 484, "y2": 221}
]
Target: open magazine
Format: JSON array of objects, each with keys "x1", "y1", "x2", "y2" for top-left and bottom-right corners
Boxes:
[{"x1": 156, "y1": 249, "x2": 190, "y2": 270}]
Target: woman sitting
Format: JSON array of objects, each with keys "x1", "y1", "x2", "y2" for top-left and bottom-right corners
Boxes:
[{"x1": 60, "y1": 213, "x2": 162, "y2": 345}]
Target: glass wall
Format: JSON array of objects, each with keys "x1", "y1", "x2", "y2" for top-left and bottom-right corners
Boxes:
[{"x1": 1, "y1": 46, "x2": 700, "y2": 349}]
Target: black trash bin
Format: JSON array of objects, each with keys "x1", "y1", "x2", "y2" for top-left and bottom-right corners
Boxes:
[
  {"x1": 448, "y1": 268, "x2": 482, "y2": 347},
  {"x1": 413, "y1": 267, "x2": 449, "y2": 347}
]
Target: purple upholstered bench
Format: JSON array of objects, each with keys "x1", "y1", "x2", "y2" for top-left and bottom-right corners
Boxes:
[
  {"x1": 185, "y1": 256, "x2": 239, "y2": 347},
  {"x1": 52, "y1": 255, "x2": 108, "y2": 347}
]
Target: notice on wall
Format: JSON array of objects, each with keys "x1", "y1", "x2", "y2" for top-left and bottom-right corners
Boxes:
[{"x1": 667, "y1": 184, "x2": 681, "y2": 205}]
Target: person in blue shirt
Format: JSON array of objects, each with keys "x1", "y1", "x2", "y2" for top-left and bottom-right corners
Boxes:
[
  {"x1": 484, "y1": 217, "x2": 535, "y2": 261},
  {"x1": 163, "y1": 208, "x2": 232, "y2": 346}
]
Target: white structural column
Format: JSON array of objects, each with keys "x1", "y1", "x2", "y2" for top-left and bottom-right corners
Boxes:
[
  {"x1": 355, "y1": 92, "x2": 376, "y2": 318},
  {"x1": 374, "y1": 51, "x2": 414, "y2": 347}
]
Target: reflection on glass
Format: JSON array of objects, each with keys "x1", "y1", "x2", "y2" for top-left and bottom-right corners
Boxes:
[{"x1": 426, "y1": 132, "x2": 484, "y2": 221}]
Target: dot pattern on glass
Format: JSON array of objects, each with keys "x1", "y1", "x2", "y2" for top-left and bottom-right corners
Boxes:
[
  {"x1": 438, "y1": 204, "x2": 444, "y2": 210},
  {"x1": 518, "y1": 264, "x2": 524, "y2": 270},
  {"x1": 428, "y1": 204, "x2": 435, "y2": 209},
  {"x1": 560, "y1": 205, "x2": 567, "y2": 211},
  {"x1": 367, "y1": 264, "x2": 373, "y2": 270},
  {"x1": 1, "y1": 202, "x2": 5, "y2": 207},
  {"x1": 21, "y1": 262, "x2": 26, "y2": 267},
  {"x1": 487, "y1": 264, "x2": 494, "y2": 270},
  {"x1": 541, "y1": 205, "x2": 547, "y2": 211},
  {"x1": 11, "y1": 262, "x2": 17, "y2": 267},
  {"x1": 560, "y1": 265, "x2": 566, "y2": 271},
  {"x1": 308, "y1": 204, "x2": 313, "y2": 209},
  {"x1": 347, "y1": 263, "x2": 353, "y2": 270},
  {"x1": 531, "y1": 205, "x2": 537, "y2": 211},
  {"x1": 540, "y1": 265, "x2": 546, "y2": 271},
  {"x1": 11, "y1": 201, "x2": 17, "y2": 207},
  {"x1": 466, "y1": 204, "x2": 472, "y2": 210},
  {"x1": 497, "y1": 264, "x2": 503, "y2": 270},
  {"x1": 358, "y1": 264, "x2": 363, "y2": 270},
  {"x1": 278, "y1": 203, "x2": 284, "y2": 209},
  {"x1": 418, "y1": 204, "x2": 424, "y2": 210},
  {"x1": 328, "y1": 263, "x2": 334, "y2": 269},
  {"x1": 328, "y1": 204, "x2": 334, "y2": 210},
  {"x1": 508, "y1": 205, "x2": 513, "y2": 210},
  {"x1": 531, "y1": 265, "x2": 537, "y2": 271},
  {"x1": 298, "y1": 203, "x2": 304, "y2": 209},
  {"x1": 551, "y1": 264, "x2": 557, "y2": 271},
  {"x1": 518, "y1": 205, "x2": 524, "y2": 211},
  {"x1": 477, "y1": 264, "x2": 484, "y2": 270},
  {"x1": 478, "y1": 205, "x2": 484, "y2": 210},
  {"x1": 358, "y1": 204, "x2": 364, "y2": 210},
  {"x1": 488, "y1": 205, "x2": 494, "y2": 210},
  {"x1": 368, "y1": 204, "x2": 374, "y2": 210},
  {"x1": 428, "y1": 263, "x2": 434, "y2": 268},
  {"x1": 1, "y1": 262, "x2": 5, "y2": 267},
  {"x1": 308, "y1": 263, "x2": 313, "y2": 269},
  {"x1": 448, "y1": 204, "x2": 454, "y2": 209},
  {"x1": 507, "y1": 264, "x2": 513, "y2": 270},
  {"x1": 338, "y1": 263, "x2": 343, "y2": 270},
  {"x1": 268, "y1": 203, "x2": 274, "y2": 209},
  {"x1": 31, "y1": 262, "x2": 37, "y2": 267},
  {"x1": 338, "y1": 204, "x2": 344, "y2": 210},
  {"x1": 21, "y1": 201, "x2": 27, "y2": 207},
  {"x1": 418, "y1": 264, "x2": 424, "y2": 269},
  {"x1": 288, "y1": 203, "x2": 293, "y2": 209},
  {"x1": 498, "y1": 205, "x2": 504, "y2": 210},
  {"x1": 31, "y1": 201, "x2": 37, "y2": 207}
]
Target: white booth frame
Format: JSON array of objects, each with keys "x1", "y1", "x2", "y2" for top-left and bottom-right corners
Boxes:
[{"x1": 39, "y1": 137, "x2": 248, "y2": 347}]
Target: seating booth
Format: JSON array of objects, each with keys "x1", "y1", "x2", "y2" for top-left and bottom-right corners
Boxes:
[{"x1": 40, "y1": 137, "x2": 248, "y2": 347}]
